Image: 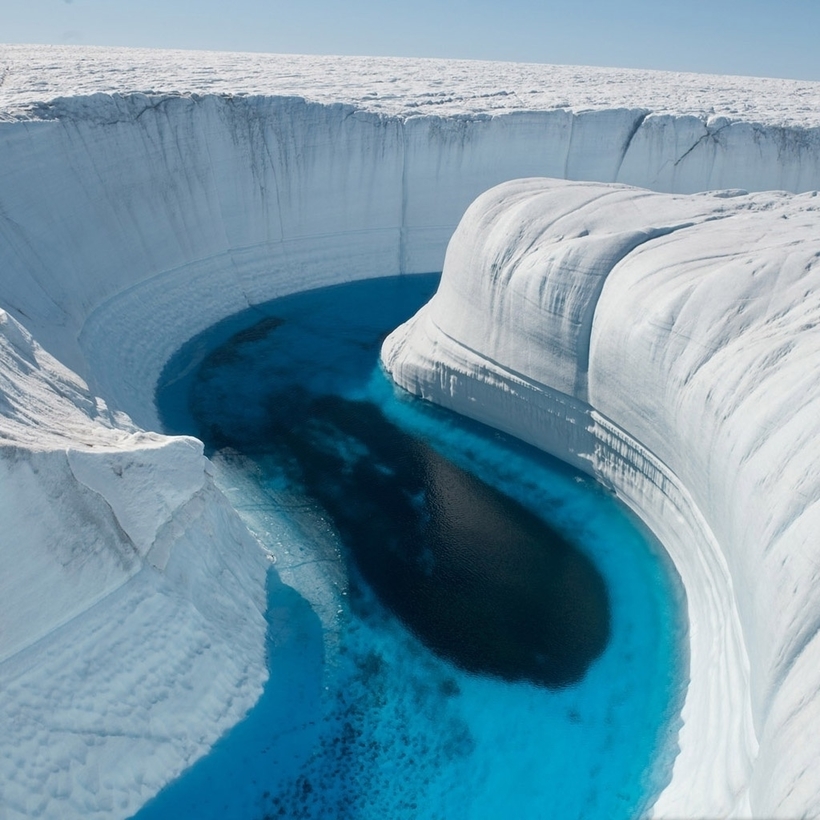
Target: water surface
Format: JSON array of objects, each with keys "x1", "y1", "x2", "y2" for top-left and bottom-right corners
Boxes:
[{"x1": 146, "y1": 273, "x2": 686, "y2": 819}]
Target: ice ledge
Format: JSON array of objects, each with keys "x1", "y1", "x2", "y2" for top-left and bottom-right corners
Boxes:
[
  {"x1": 0, "y1": 310, "x2": 269, "y2": 818},
  {"x1": 382, "y1": 178, "x2": 820, "y2": 818},
  {"x1": 2, "y1": 91, "x2": 818, "y2": 433}
]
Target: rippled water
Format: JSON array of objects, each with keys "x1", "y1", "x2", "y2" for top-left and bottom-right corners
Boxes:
[{"x1": 143, "y1": 273, "x2": 686, "y2": 820}]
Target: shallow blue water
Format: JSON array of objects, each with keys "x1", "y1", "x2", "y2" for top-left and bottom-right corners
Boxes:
[{"x1": 143, "y1": 273, "x2": 686, "y2": 820}]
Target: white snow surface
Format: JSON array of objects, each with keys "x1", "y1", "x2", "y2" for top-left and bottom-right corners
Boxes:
[
  {"x1": 0, "y1": 310, "x2": 269, "y2": 818},
  {"x1": 4, "y1": 44, "x2": 820, "y2": 127},
  {"x1": 2, "y1": 44, "x2": 820, "y2": 818}
]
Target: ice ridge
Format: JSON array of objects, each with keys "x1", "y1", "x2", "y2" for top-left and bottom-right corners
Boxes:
[{"x1": 383, "y1": 178, "x2": 820, "y2": 818}]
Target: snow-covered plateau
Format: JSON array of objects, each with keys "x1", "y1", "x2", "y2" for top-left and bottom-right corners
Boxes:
[{"x1": 2, "y1": 43, "x2": 820, "y2": 818}]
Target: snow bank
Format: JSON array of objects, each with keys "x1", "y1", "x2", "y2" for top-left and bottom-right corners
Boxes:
[
  {"x1": 2, "y1": 45, "x2": 820, "y2": 817},
  {"x1": 383, "y1": 178, "x2": 820, "y2": 818},
  {"x1": 0, "y1": 309, "x2": 269, "y2": 818}
]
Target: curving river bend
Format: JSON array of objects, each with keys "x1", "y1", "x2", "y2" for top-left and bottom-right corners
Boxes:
[{"x1": 145, "y1": 273, "x2": 686, "y2": 819}]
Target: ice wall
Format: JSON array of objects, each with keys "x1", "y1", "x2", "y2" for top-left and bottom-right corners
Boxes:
[
  {"x1": 383, "y1": 179, "x2": 820, "y2": 818},
  {"x1": 0, "y1": 309, "x2": 269, "y2": 818},
  {"x1": 2, "y1": 94, "x2": 820, "y2": 435},
  {"x1": 3, "y1": 48, "x2": 820, "y2": 818}
]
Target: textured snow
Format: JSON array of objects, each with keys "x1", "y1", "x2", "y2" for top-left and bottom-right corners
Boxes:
[
  {"x1": 0, "y1": 310, "x2": 269, "y2": 818},
  {"x1": 2, "y1": 44, "x2": 820, "y2": 818},
  {"x1": 383, "y1": 178, "x2": 820, "y2": 818},
  {"x1": 4, "y1": 44, "x2": 820, "y2": 127}
]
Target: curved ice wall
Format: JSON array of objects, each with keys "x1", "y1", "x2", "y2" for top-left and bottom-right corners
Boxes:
[
  {"x1": 2, "y1": 47, "x2": 820, "y2": 818},
  {"x1": 5, "y1": 92, "x2": 820, "y2": 433},
  {"x1": 383, "y1": 179, "x2": 820, "y2": 818}
]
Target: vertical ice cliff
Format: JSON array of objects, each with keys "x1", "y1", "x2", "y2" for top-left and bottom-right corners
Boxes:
[
  {"x1": 383, "y1": 178, "x2": 820, "y2": 818},
  {"x1": 3, "y1": 46, "x2": 820, "y2": 818},
  {"x1": 4, "y1": 92, "x2": 820, "y2": 435}
]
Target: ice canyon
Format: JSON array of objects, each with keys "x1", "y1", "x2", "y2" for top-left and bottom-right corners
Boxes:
[{"x1": 2, "y1": 44, "x2": 820, "y2": 818}]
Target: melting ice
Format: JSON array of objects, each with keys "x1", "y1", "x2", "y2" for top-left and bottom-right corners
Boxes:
[{"x1": 146, "y1": 274, "x2": 685, "y2": 819}]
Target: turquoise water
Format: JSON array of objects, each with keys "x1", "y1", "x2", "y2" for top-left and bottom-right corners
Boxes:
[{"x1": 142, "y1": 273, "x2": 686, "y2": 819}]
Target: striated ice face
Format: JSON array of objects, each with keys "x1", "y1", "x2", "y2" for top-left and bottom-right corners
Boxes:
[{"x1": 382, "y1": 176, "x2": 820, "y2": 818}]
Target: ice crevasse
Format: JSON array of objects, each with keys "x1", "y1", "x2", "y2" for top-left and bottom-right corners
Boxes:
[{"x1": 2, "y1": 45, "x2": 820, "y2": 818}]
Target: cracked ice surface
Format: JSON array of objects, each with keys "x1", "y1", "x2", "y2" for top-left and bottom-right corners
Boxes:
[
  {"x1": 2, "y1": 44, "x2": 820, "y2": 818},
  {"x1": 4, "y1": 44, "x2": 820, "y2": 127}
]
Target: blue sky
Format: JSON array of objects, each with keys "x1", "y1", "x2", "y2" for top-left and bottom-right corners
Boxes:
[{"x1": 4, "y1": 0, "x2": 820, "y2": 81}]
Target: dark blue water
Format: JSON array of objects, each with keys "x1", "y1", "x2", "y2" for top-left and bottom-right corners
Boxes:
[{"x1": 142, "y1": 273, "x2": 686, "y2": 819}]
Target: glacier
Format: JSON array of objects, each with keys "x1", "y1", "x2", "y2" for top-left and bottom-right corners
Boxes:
[
  {"x1": 383, "y1": 179, "x2": 820, "y2": 818},
  {"x1": 2, "y1": 43, "x2": 820, "y2": 818}
]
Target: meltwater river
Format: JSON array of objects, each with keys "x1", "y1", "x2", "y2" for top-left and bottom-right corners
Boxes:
[{"x1": 142, "y1": 273, "x2": 685, "y2": 819}]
